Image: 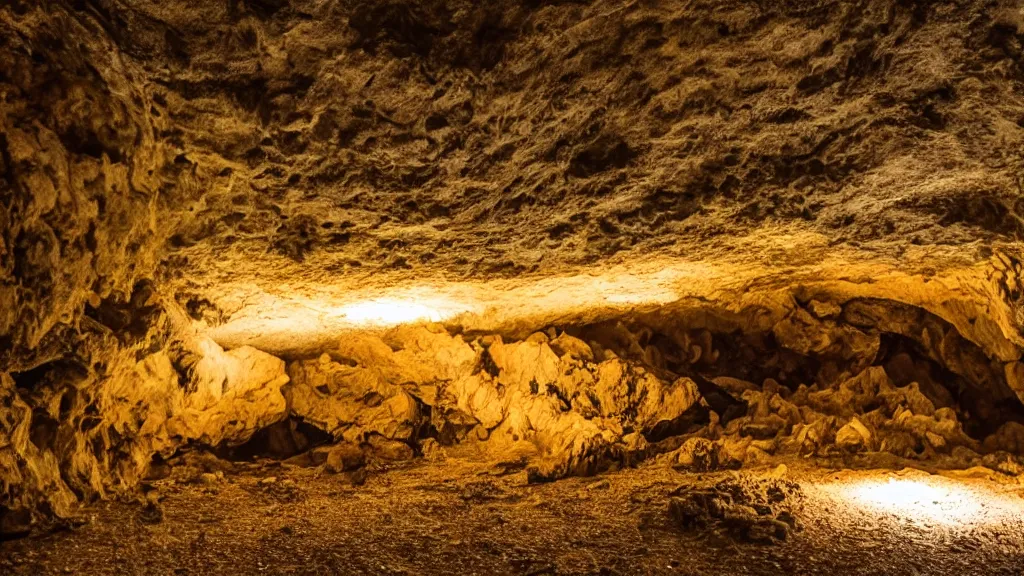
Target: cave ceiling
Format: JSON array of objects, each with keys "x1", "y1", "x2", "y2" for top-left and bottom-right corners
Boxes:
[{"x1": 5, "y1": 0, "x2": 1024, "y2": 356}]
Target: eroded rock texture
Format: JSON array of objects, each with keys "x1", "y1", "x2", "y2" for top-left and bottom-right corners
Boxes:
[
  {"x1": 127, "y1": 0, "x2": 1024, "y2": 291},
  {"x1": 273, "y1": 296, "x2": 1024, "y2": 484},
  {"x1": 286, "y1": 326, "x2": 701, "y2": 479},
  {"x1": 3, "y1": 0, "x2": 1024, "y2": 539},
  {"x1": 0, "y1": 292, "x2": 288, "y2": 534}
]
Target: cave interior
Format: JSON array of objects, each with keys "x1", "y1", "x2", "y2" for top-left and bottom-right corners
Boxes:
[{"x1": 3, "y1": 0, "x2": 1024, "y2": 574}]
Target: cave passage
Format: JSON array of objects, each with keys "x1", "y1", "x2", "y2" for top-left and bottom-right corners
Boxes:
[{"x1": 4, "y1": 0, "x2": 1024, "y2": 574}]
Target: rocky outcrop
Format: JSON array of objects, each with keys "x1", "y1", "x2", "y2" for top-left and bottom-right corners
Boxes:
[
  {"x1": 282, "y1": 295, "x2": 1024, "y2": 480},
  {"x1": 3, "y1": 0, "x2": 1024, "y2": 541},
  {"x1": 0, "y1": 301, "x2": 288, "y2": 536},
  {"x1": 286, "y1": 353, "x2": 423, "y2": 442},
  {"x1": 284, "y1": 325, "x2": 701, "y2": 478},
  {"x1": 129, "y1": 344, "x2": 289, "y2": 451},
  {"x1": 478, "y1": 335, "x2": 702, "y2": 478}
]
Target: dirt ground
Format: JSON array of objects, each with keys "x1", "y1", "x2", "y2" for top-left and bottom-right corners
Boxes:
[{"x1": 3, "y1": 454, "x2": 1024, "y2": 576}]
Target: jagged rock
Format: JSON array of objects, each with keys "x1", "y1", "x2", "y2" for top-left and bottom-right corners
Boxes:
[
  {"x1": 280, "y1": 321, "x2": 1001, "y2": 479},
  {"x1": 883, "y1": 353, "x2": 956, "y2": 410},
  {"x1": 773, "y1": 307, "x2": 879, "y2": 369},
  {"x1": 488, "y1": 338, "x2": 562, "y2": 392},
  {"x1": 670, "y1": 438, "x2": 737, "y2": 472},
  {"x1": 712, "y1": 377, "x2": 759, "y2": 399},
  {"x1": 879, "y1": 382, "x2": 936, "y2": 417},
  {"x1": 983, "y1": 421, "x2": 1024, "y2": 454},
  {"x1": 286, "y1": 354, "x2": 422, "y2": 442},
  {"x1": 925, "y1": 431, "x2": 946, "y2": 450},
  {"x1": 367, "y1": 437, "x2": 414, "y2": 462},
  {"x1": 285, "y1": 446, "x2": 331, "y2": 469},
  {"x1": 324, "y1": 443, "x2": 365, "y2": 473},
  {"x1": 1005, "y1": 362, "x2": 1024, "y2": 404},
  {"x1": 501, "y1": 357, "x2": 700, "y2": 479},
  {"x1": 336, "y1": 326, "x2": 479, "y2": 395},
  {"x1": 548, "y1": 333, "x2": 595, "y2": 362},
  {"x1": 808, "y1": 300, "x2": 842, "y2": 319},
  {"x1": 804, "y1": 367, "x2": 892, "y2": 417},
  {"x1": 447, "y1": 373, "x2": 504, "y2": 430},
  {"x1": 161, "y1": 344, "x2": 290, "y2": 447},
  {"x1": 835, "y1": 418, "x2": 872, "y2": 451},
  {"x1": 0, "y1": 332, "x2": 288, "y2": 527},
  {"x1": 291, "y1": 328, "x2": 708, "y2": 481},
  {"x1": 739, "y1": 419, "x2": 787, "y2": 441},
  {"x1": 420, "y1": 438, "x2": 447, "y2": 462},
  {"x1": 668, "y1": 477, "x2": 801, "y2": 544}
]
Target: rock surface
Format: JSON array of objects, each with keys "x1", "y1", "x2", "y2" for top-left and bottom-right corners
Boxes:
[
  {"x1": 86, "y1": 0, "x2": 1024, "y2": 300},
  {"x1": 3, "y1": 0, "x2": 1024, "y2": 535},
  {"x1": 285, "y1": 325, "x2": 702, "y2": 479}
]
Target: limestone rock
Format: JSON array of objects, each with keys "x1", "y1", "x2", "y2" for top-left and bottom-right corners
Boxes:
[
  {"x1": 983, "y1": 421, "x2": 1024, "y2": 454},
  {"x1": 5, "y1": 0, "x2": 1024, "y2": 532},
  {"x1": 420, "y1": 438, "x2": 448, "y2": 462},
  {"x1": 835, "y1": 418, "x2": 872, "y2": 451},
  {"x1": 1005, "y1": 362, "x2": 1024, "y2": 404},
  {"x1": 488, "y1": 338, "x2": 562, "y2": 393},
  {"x1": 338, "y1": 326, "x2": 479, "y2": 390},
  {"x1": 447, "y1": 373, "x2": 504, "y2": 430},
  {"x1": 325, "y1": 443, "x2": 365, "y2": 473},
  {"x1": 808, "y1": 300, "x2": 842, "y2": 319},
  {"x1": 549, "y1": 333, "x2": 595, "y2": 362},
  {"x1": 286, "y1": 356, "x2": 421, "y2": 442},
  {"x1": 367, "y1": 437, "x2": 415, "y2": 462},
  {"x1": 670, "y1": 438, "x2": 735, "y2": 472},
  {"x1": 165, "y1": 344, "x2": 290, "y2": 447}
]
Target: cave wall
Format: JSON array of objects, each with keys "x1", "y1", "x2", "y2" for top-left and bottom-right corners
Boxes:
[
  {"x1": 1, "y1": 4, "x2": 167, "y2": 367},
  {"x1": 3, "y1": 0, "x2": 1024, "y2": 538},
  {"x1": 0, "y1": 3, "x2": 168, "y2": 533},
  {"x1": 0, "y1": 3, "x2": 282, "y2": 534}
]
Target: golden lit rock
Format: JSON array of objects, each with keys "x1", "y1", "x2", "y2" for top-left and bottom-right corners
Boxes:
[{"x1": 3, "y1": 0, "x2": 1024, "y2": 571}]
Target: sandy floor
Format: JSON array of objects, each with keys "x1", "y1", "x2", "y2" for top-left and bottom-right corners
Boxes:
[{"x1": 3, "y1": 458, "x2": 1024, "y2": 576}]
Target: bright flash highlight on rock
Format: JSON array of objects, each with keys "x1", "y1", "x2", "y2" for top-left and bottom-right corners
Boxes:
[{"x1": 336, "y1": 298, "x2": 450, "y2": 326}]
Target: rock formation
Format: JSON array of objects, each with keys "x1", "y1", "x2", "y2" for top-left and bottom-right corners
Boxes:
[{"x1": 3, "y1": 0, "x2": 1024, "y2": 538}]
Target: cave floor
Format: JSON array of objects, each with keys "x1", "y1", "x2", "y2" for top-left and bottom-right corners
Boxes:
[{"x1": 3, "y1": 456, "x2": 1024, "y2": 576}]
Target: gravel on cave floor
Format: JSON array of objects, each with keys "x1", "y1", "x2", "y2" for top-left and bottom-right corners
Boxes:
[{"x1": 3, "y1": 456, "x2": 1024, "y2": 576}]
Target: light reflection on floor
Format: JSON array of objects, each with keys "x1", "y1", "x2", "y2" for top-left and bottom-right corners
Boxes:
[{"x1": 811, "y1": 472, "x2": 1024, "y2": 527}]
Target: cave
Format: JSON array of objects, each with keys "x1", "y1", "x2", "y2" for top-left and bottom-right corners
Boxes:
[{"x1": 3, "y1": 1, "x2": 1024, "y2": 574}]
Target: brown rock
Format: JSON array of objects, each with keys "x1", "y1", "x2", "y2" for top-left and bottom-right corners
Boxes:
[
  {"x1": 367, "y1": 437, "x2": 414, "y2": 462},
  {"x1": 5, "y1": 0, "x2": 1024, "y2": 528},
  {"x1": 325, "y1": 443, "x2": 366, "y2": 473},
  {"x1": 835, "y1": 418, "x2": 872, "y2": 451}
]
